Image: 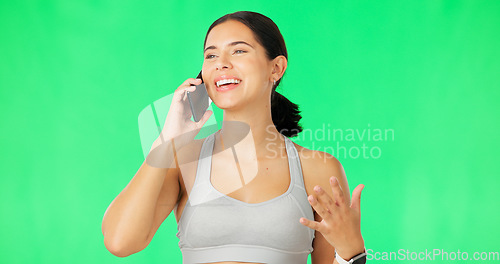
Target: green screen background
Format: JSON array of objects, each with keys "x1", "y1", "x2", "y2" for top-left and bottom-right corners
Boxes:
[{"x1": 1, "y1": 1, "x2": 498, "y2": 263}]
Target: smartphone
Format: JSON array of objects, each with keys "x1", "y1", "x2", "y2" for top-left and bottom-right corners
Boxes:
[{"x1": 187, "y1": 72, "x2": 210, "y2": 122}]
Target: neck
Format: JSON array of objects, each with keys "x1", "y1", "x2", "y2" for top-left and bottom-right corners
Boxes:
[{"x1": 214, "y1": 99, "x2": 285, "y2": 159}]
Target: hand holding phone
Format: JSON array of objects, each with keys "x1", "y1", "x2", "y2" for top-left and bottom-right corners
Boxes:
[
  {"x1": 187, "y1": 82, "x2": 211, "y2": 122},
  {"x1": 147, "y1": 77, "x2": 211, "y2": 148}
]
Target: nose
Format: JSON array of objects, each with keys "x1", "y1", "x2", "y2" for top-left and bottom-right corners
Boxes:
[{"x1": 215, "y1": 53, "x2": 232, "y2": 71}]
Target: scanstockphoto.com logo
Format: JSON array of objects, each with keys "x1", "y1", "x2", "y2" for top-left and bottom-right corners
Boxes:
[
  {"x1": 276, "y1": 123, "x2": 395, "y2": 160},
  {"x1": 367, "y1": 248, "x2": 500, "y2": 262}
]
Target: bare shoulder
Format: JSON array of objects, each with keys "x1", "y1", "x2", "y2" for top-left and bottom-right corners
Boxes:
[{"x1": 291, "y1": 141, "x2": 350, "y2": 201}]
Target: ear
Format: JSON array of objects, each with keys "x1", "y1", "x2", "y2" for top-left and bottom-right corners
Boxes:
[{"x1": 270, "y1": 55, "x2": 287, "y2": 82}]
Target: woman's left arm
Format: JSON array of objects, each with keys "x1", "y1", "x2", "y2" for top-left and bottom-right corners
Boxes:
[{"x1": 300, "y1": 155, "x2": 365, "y2": 264}]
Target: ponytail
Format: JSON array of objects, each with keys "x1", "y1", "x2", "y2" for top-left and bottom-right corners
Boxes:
[{"x1": 271, "y1": 90, "x2": 303, "y2": 137}]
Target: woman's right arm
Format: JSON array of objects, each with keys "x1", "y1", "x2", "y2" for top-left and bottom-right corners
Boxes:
[
  {"x1": 101, "y1": 78, "x2": 212, "y2": 257},
  {"x1": 101, "y1": 158, "x2": 180, "y2": 257}
]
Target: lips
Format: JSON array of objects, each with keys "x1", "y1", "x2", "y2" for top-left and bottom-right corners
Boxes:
[
  {"x1": 216, "y1": 82, "x2": 240, "y2": 92},
  {"x1": 214, "y1": 75, "x2": 242, "y2": 92}
]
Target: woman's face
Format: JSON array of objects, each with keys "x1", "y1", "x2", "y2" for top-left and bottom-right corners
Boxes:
[{"x1": 202, "y1": 20, "x2": 274, "y2": 111}]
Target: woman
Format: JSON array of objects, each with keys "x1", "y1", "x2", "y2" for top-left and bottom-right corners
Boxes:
[{"x1": 102, "y1": 11, "x2": 366, "y2": 264}]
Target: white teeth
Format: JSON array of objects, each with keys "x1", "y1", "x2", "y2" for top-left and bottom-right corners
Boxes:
[{"x1": 216, "y1": 79, "x2": 241, "y2": 87}]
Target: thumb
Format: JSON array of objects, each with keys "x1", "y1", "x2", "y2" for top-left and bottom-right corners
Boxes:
[
  {"x1": 350, "y1": 184, "x2": 364, "y2": 213},
  {"x1": 196, "y1": 110, "x2": 213, "y2": 128}
]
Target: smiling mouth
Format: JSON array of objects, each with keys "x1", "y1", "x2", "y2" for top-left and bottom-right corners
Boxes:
[
  {"x1": 215, "y1": 78, "x2": 242, "y2": 88},
  {"x1": 216, "y1": 81, "x2": 241, "y2": 92}
]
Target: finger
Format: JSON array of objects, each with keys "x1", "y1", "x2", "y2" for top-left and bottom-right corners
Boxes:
[
  {"x1": 330, "y1": 176, "x2": 347, "y2": 207},
  {"x1": 299, "y1": 217, "x2": 323, "y2": 232},
  {"x1": 196, "y1": 110, "x2": 213, "y2": 127},
  {"x1": 174, "y1": 84, "x2": 196, "y2": 103},
  {"x1": 174, "y1": 79, "x2": 202, "y2": 101},
  {"x1": 182, "y1": 87, "x2": 195, "y2": 102},
  {"x1": 313, "y1": 185, "x2": 335, "y2": 212},
  {"x1": 182, "y1": 78, "x2": 203, "y2": 87},
  {"x1": 185, "y1": 85, "x2": 197, "y2": 93},
  {"x1": 308, "y1": 194, "x2": 332, "y2": 220},
  {"x1": 350, "y1": 184, "x2": 365, "y2": 213}
]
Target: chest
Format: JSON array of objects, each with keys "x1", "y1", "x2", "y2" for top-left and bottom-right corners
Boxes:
[
  {"x1": 176, "y1": 143, "x2": 320, "y2": 224},
  {"x1": 209, "y1": 152, "x2": 292, "y2": 204}
]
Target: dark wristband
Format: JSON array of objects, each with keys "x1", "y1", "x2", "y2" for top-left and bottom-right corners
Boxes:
[{"x1": 335, "y1": 249, "x2": 367, "y2": 264}]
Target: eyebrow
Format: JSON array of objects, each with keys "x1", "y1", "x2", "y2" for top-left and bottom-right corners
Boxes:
[{"x1": 204, "y1": 41, "x2": 254, "y2": 53}]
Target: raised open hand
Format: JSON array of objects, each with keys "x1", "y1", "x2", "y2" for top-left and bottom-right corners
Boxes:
[{"x1": 299, "y1": 176, "x2": 365, "y2": 261}]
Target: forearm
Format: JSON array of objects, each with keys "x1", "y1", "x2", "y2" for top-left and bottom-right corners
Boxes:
[
  {"x1": 102, "y1": 138, "x2": 177, "y2": 254},
  {"x1": 102, "y1": 163, "x2": 167, "y2": 250},
  {"x1": 147, "y1": 135, "x2": 179, "y2": 169}
]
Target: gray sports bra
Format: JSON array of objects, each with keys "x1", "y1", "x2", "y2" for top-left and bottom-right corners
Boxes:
[{"x1": 175, "y1": 132, "x2": 315, "y2": 264}]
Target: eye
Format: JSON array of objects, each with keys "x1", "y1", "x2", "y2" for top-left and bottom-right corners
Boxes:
[
  {"x1": 234, "y1": 49, "x2": 247, "y2": 54},
  {"x1": 205, "y1": 54, "x2": 216, "y2": 59}
]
